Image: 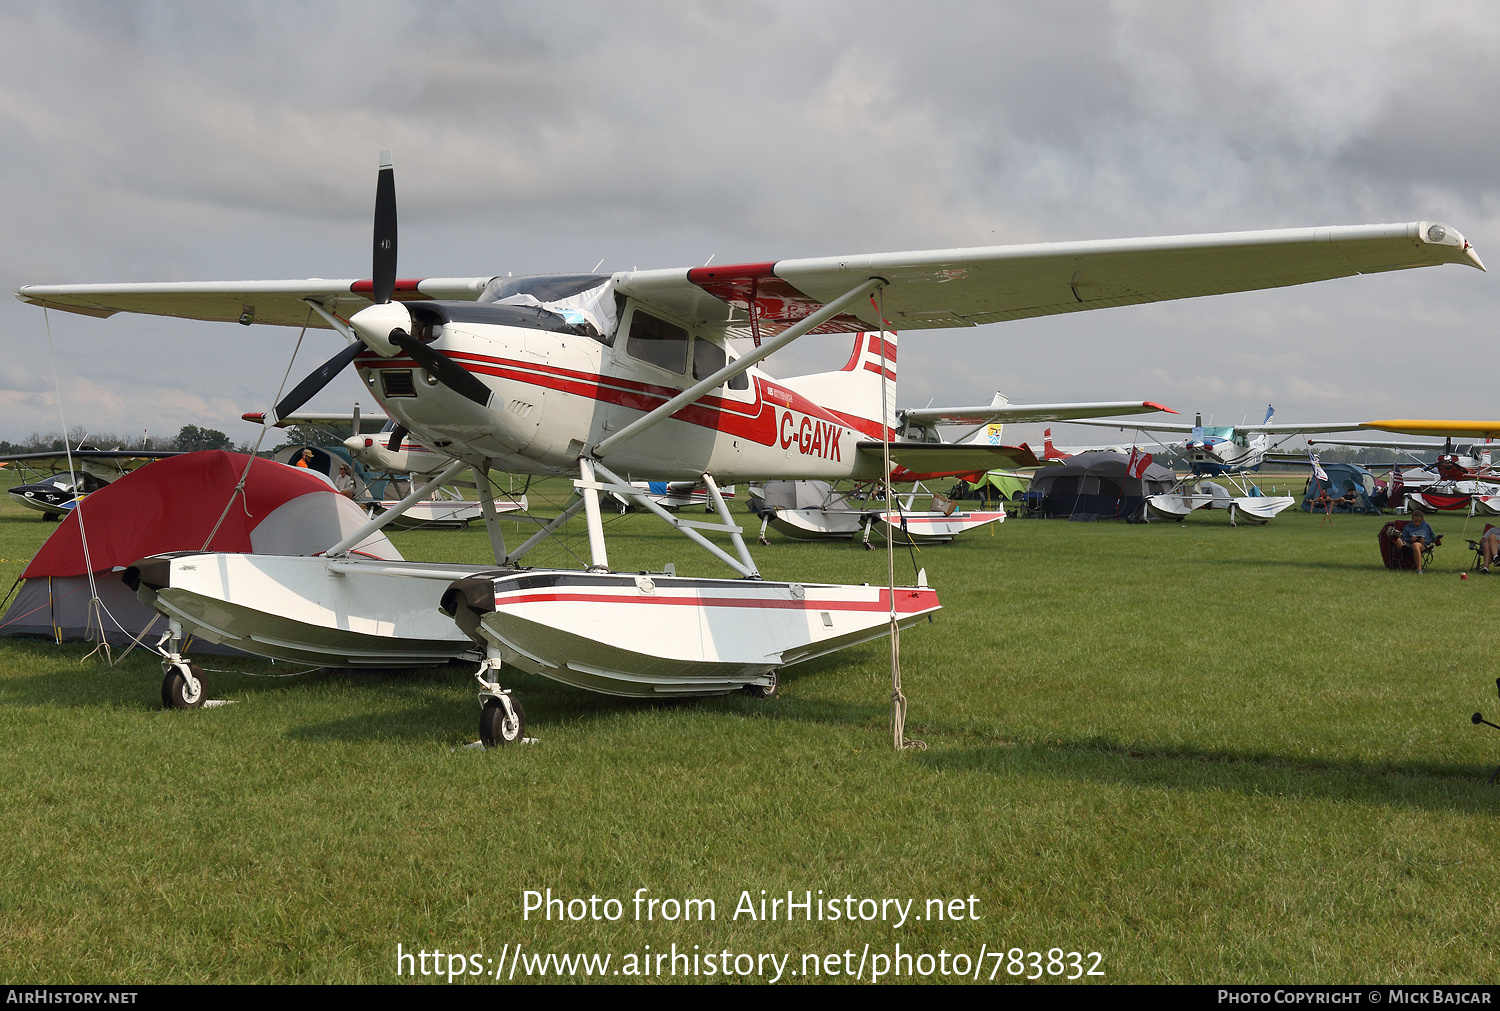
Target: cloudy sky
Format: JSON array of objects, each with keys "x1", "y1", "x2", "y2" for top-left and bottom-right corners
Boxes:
[{"x1": 1, "y1": 1, "x2": 1496, "y2": 448}]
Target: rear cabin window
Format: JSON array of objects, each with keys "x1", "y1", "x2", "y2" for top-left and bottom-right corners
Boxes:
[
  {"x1": 691, "y1": 337, "x2": 749, "y2": 390},
  {"x1": 626, "y1": 311, "x2": 689, "y2": 374}
]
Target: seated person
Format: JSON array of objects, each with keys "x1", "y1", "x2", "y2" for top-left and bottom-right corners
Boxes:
[
  {"x1": 1399, "y1": 508, "x2": 1436, "y2": 572},
  {"x1": 1482, "y1": 525, "x2": 1500, "y2": 574},
  {"x1": 1335, "y1": 487, "x2": 1358, "y2": 510},
  {"x1": 1310, "y1": 487, "x2": 1335, "y2": 511}
]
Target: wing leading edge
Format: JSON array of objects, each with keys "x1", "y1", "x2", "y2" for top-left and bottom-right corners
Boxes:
[
  {"x1": 16, "y1": 222, "x2": 1482, "y2": 336},
  {"x1": 618, "y1": 221, "x2": 1483, "y2": 335}
]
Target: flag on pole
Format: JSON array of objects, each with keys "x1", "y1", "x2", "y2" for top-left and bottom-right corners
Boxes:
[
  {"x1": 1309, "y1": 450, "x2": 1327, "y2": 482},
  {"x1": 1127, "y1": 447, "x2": 1153, "y2": 478}
]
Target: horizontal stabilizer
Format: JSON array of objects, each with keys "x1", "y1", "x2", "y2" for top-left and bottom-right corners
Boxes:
[{"x1": 858, "y1": 441, "x2": 1044, "y2": 481}]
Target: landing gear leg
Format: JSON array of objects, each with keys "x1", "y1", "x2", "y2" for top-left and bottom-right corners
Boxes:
[
  {"x1": 158, "y1": 619, "x2": 205, "y2": 709},
  {"x1": 475, "y1": 651, "x2": 525, "y2": 746}
]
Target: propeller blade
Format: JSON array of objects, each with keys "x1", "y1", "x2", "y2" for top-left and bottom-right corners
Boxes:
[
  {"x1": 390, "y1": 331, "x2": 493, "y2": 407},
  {"x1": 274, "y1": 342, "x2": 366, "y2": 421},
  {"x1": 351, "y1": 403, "x2": 361, "y2": 438},
  {"x1": 371, "y1": 150, "x2": 397, "y2": 305},
  {"x1": 386, "y1": 425, "x2": 408, "y2": 452}
]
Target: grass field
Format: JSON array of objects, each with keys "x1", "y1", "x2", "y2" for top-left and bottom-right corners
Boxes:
[{"x1": 2, "y1": 472, "x2": 1497, "y2": 984}]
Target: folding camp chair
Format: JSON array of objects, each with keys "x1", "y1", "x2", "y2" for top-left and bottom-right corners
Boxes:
[
  {"x1": 1378, "y1": 520, "x2": 1441, "y2": 570},
  {"x1": 1466, "y1": 523, "x2": 1498, "y2": 572}
]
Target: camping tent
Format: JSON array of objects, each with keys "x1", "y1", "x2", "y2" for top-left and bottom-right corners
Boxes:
[
  {"x1": 1301, "y1": 462, "x2": 1380, "y2": 514},
  {"x1": 750, "y1": 480, "x2": 839, "y2": 515},
  {"x1": 0, "y1": 451, "x2": 402, "y2": 651},
  {"x1": 1024, "y1": 451, "x2": 1176, "y2": 519},
  {"x1": 962, "y1": 471, "x2": 1028, "y2": 502}
]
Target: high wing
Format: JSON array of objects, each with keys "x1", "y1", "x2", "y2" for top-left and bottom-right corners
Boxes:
[
  {"x1": 901, "y1": 400, "x2": 1174, "y2": 427},
  {"x1": 859, "y1": 441, "x2": 1044, "y2": 482},
  {"x1": 619, "y1": 222, "x2": 1483, "y2": 335},
  {"x1": 1361, "y1": 420, "x2": 1500, "y2": 439},
  {"x1": 15, "y1": 279, "x2": 493, "y2": 329},
  {"x1": 16, "y1": 222, "x2": 1482, "y2": 335},
  {"x1": 1067, "y1": 418, "x2": 1368, "y2": 436}
]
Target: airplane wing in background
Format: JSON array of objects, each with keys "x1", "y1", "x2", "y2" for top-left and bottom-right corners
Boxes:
[
  {"x1": 1068, "y1": 419, "x2": 1369, "y2": 436},
  {"x1": 901, "y1": 400, "x2": 1175, "y2": 427},
  {"x1": 1243, "y1": 423, "x2": 1369, "y2": 435},
  {"x1": 0, "y1": 450, "x2": 180, "y2": 471},
  {"x1": 1361, "y1": 420, "x2": 1500, "y2": 439},
  {"x1": 241, "y1": 411, "x2": 391, "y2": 433},
  {"x1": 17, "y1": 222, "x2": 1482, "y2": 337},
  {"x1": 1308, "y1": 438, "x2": 1448, "y2": 451}
]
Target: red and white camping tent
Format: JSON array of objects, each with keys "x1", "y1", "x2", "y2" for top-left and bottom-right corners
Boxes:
[{"x1": 0, "y1": 451, "x2": 401, "y2": 650}]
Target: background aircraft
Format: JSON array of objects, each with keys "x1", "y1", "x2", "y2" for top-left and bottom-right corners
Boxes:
[
  {"x1": 2, "y1": 447, "x2": 180, "y2": 518},
  {"x1": 1066, "y1": 407, "x2": 1370, "y2": 476}
]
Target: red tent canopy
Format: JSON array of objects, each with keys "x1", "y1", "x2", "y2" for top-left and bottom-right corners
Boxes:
[{"x1": 24, "y1": 451, "x2": 338, "y2": 578}]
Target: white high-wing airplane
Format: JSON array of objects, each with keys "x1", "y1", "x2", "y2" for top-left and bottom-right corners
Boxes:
[
  {"x1": 1065, "y1": 407, "x2": 1385, "y2": 522},
  {"x1": 1068, "y1": 407, "x2": 1372, "y2": 476},
  {"x1": 15, "y1": 155, "x2": 1485, "y2": 742}
]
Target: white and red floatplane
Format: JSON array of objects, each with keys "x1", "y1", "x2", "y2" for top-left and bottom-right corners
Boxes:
[{"x1": 17, "y1": 154, "x2": 1485, "y2": 743}]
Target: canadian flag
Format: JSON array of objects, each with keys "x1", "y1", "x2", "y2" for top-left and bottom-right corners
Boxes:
[{"x1": 1127, "y1": 447, "x2": 1152, "y2": 478}]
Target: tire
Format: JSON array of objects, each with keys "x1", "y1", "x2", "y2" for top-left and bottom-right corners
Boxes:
[
  {"x1": 743, "y1": 670, "x2": 778, "y2": 699},
  {"x1": 161, "y1": 662, "x2": 206, "y2": 710},
  {"x1": 480, "y1": 696, "x2": 525, "y2": 746}
]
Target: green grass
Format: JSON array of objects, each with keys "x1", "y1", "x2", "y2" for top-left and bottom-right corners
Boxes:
[{"x1": 1, "y1": 473, "x2": 1498, "y2": 984}]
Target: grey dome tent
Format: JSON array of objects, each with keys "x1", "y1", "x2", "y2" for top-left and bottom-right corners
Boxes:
[{"x1": 1026, "y1": 451, "x2": 1176, "y2": 520}]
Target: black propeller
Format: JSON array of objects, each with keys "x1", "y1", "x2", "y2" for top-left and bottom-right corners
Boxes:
[
  {"x1": 372, "y1": 155, "x2": 397, "y2": 304},
  {"x1": 269, "y1": 151, "x2": 490, "y2": 423},
  {"x1": 275, "y1": 341, "x2": 366, "y2": 420},
  {"x1": 386, "y1": 425, "x2": 408, "y2": 452}
]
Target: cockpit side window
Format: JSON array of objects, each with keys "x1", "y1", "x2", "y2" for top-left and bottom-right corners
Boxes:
[
  {"x1": 626, "y1": 311, "x2": 689, "y2": 374},
  {"x1": 690, "y1": 337, "x2": 749, "y2": 390}
]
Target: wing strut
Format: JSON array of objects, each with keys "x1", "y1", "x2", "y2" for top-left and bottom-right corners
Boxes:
[
  {"x1": 323, "y1": 458, "x2": 469, "y2": 557},
  {"x1": 590, "y1": 277, "x2": 885, "y2": 458}
]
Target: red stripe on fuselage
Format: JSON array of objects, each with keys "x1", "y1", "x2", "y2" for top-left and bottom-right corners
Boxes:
[{"x1": 357, "y1": 348, "x2": 875, "y2": 448}]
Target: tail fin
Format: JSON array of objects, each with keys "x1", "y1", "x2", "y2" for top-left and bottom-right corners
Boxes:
[
  {"x1": 778, "y1": 332, "x2": 897, "y2": 437},
  {"x1": 1043, "y1": 428, "x2": 1069, "y2": 460}
]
